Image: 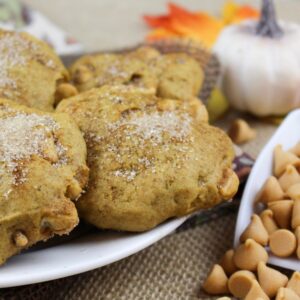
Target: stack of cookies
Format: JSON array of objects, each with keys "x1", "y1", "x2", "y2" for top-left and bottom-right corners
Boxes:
[{"x1": 0, "y1": 30, "x2": 239, "y2": 265}]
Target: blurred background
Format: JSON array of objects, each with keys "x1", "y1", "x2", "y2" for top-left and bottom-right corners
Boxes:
[{"x1": 22, "y1": 0, "x2": 300, "y2": 51}]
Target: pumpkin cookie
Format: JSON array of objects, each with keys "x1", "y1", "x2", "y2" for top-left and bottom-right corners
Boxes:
[
  {"x1": 70, "y1": 50, "x2": 158, "y2": 93},
  {"x1": 0, "y1": 30, "x2": 70, "y2": 111},
  {"x1": 57, "y1": 85, "x2": 238, "y2": 232},
  {"x1": 0, "y1": 99, "x2": 89, "y2": 265},
  {"x1": 69, "y1": 47, "x2": 204, "y2": 101}
]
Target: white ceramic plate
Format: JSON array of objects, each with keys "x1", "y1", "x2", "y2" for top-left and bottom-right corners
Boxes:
[
  {"x1": 234, "y1": 109, "x2": 300, "y2": 270},
  {"x1": 0, "y1": 216, "x2": 187, "y2": 288}
]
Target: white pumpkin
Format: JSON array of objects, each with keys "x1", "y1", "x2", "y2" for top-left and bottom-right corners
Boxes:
[{"x1": 213, "y1": 0, "x2": 300, "y2": 117}]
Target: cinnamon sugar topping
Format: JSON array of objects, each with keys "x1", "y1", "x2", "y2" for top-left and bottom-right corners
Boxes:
[{"x1": 0, "y1": 109, "x2": 67, "y2": 189}]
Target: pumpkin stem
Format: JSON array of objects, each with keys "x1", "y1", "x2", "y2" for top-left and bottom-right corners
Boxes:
[{"x1": 256, "y1": 0, "x2": 283, "y2": 38}]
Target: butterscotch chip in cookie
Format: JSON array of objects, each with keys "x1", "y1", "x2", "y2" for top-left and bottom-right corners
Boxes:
[
  {"x1": 276, "y1": 287, "x2": 300, "y2": 300},
  {"x1": 233, "y1": 239, "x2": 268, "y2": 271},
  {"x1": 244, "y1": 280, "x2": 270, "y2": 300},
  {"x1": 257, "y1": 262, "x2": 288, "y2": 298},
  {"x1": 13, "y1": 231, "x2": 29, "y2": 248},
  {"x1": 202, "y1": 264, "x2": 229, "y2": 295},
  {"x1": 240, "y1": 214, "x2": 269, "y2": 246},
  {"x1": 287, "y1": 272, "x2": 300, "y2": 297},
  {"x1": 291, "y1": 199, "x2": 300, "y2": 229},
  {"x1": 216, "y1": 298, "x2": 231, "y2": 300},
  {"x1": 260, "y1": 209, "x2": 279, "y2": 235},
  {"x1": 55, "y1": 83, "x2": 78, "y2": 104},
  {"x1": 268, "y1": 200, "x2": 293, "y2": 229},
  {"x1": 287, "y1": 183, "x2": 300, "y2": 201},
  {"x1": 219, "y1": 249, "x2": 238, "y2": 275},
  {"x1": 228, "y1": 270, "x2": 256, "y2": 298},
  {"x1": 256, "y1": 176, "x2": 285, "y2": 204},
  {"x1": 269, "y1": 229, "x2": 296, "y2": 257},
  {"x1": 279, "y1": 165, "x2": 300, "y2": 191},
  {"x1": 274, "y1": 145, "x2": 300, "y2": 177}
]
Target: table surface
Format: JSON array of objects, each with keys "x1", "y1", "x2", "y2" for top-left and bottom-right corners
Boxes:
[{"x1": 2, "y1": 0, "x2": 296, "y2": 299}]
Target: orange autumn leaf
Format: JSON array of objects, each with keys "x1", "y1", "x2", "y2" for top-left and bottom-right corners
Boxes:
[
  {"x1": 144, "y1": 3, "x2": 222, "y2": 48},
  {"x1": 223, "y1": 0, "x2": 259, "y2": 24},
  {"x1": 143, "y1": 1, "x2": 259, "y2": 48},
  {"x1": 147, "y1": 28, "x2": 178, "y2": 41}
]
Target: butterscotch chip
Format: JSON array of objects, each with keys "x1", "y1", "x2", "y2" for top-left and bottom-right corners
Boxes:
[
  {"x1": 202, "y1": 264, "x2": 229, "y2": 295},
  {"x1": 276, "y1": 287, "x2": 300, "y2": 300},
  {"x1": 279, "y1": 165, "x2": 300, "y2": 191},
  {"x1": 55, "y1": 83, "x2": 78, "y2": 104},
  {"x1": 287, "y1": 183, "x2": 300, "y2": 201},
  {"x1": 260, "y1": 209, "x2": 279, "y2": 235},
  {"x1": 256, "y1": 176, "x2": 285, "y2": 204},
  {"x1": 216, "y1": 298, "x2": 231, "y2": 300},
  {"x1": 290, "y1": 142, "x2": 300, "y2": 157},
  {"x1": 274, "y1": 145, "x2": 300, "y2": 177},
  {"x1": 228, "y1": 119, "x2": 256, "y2": 145},
  {"x1": 292, "y1": 199, "x2": 300, "y2": 229},
  {"x1": 233, "y1": 239, "x2": 268, "y2": 271},
  {"x1": 240, "y1": 214, "x2": 269, "y2": 246},
  {"x1": 295, "y1": 227, "x2": 300, "y2": 259},
  {"x1": 220, "y1": 249, "x2": 238, "y2": 275},
  {"x1": 228, "y1": 270, "x2": 256, "y2": 298},
  {"x1": 269, "y1": 229, "x2": 296, "y2": 257},
  {"x1": 257, "y1": 262, "x2": 288, "y2": 298},
  {"x1": 13, "y1": 231, "x2": 28, "y2": 248},
  {"x1": 287, "y1": 272, "x2": 300, "y2": 297},
  {"x1": 244, "y1": 280, "x2": 270, "y2": 300},
  {"x1": 268, "y1": 200, "x2": 293, "y2": 229}
]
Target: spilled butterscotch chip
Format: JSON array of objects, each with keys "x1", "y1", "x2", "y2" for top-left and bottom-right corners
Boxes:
[
  {"x1": 257, "y1": 262, "x2": 288, "y2": 298},
  {"x1": 233, "y1": 239, "x2": 268, "y2": 271},
  {"x1": 219, "y1": 249, "x2": 238, "y2": 275},
  {"x1": 228, "y1": 270, "x2": 255, "y2": 298},
  {"x1": 244, "y1": 280, "x2": 269, "y2": 300},
  {"x1": 202, "y1": 264, "x2": 229, "y2": 295},
  {"x1": 227, "y1": 118, "x2": 256, "y2": 145}
]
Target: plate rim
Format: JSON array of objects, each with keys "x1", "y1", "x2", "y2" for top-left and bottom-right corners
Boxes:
[{"x1": 0, "y1": 216, "x2": 187, "y2": 288}]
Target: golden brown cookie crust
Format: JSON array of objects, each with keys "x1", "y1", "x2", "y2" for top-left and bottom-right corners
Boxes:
[
  {"x1": 57, "y1": 85, "x2": 237, "y2": 232},
  {"x1": 0, "y1": 99, "x2": 89, "y2": 265},
  {"x1": 69, "y1": 47, "x2": 204, "y2": 101},
  {"x1": 0, "y1": 30, "x2": 69, "y2": 111}
]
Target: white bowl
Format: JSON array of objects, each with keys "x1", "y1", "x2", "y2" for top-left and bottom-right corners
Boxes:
[{"x1": 234, "y1": 109, "x2": 300, "y2": 270}]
